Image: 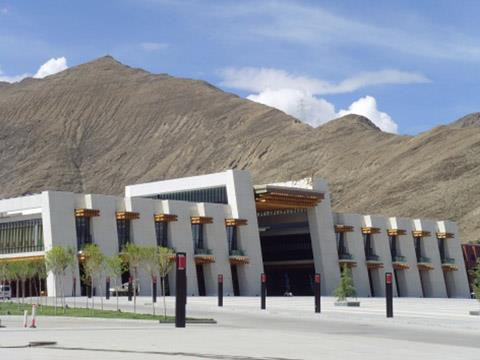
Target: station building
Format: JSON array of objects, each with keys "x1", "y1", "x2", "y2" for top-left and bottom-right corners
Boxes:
[{"x1": 0, "y1": 170, "x2": 471, "y2": 298}]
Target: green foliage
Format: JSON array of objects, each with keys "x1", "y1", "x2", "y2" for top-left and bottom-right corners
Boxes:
[
  {"x1": 472, "y1": 259, "x2": 480, "y2": 302},
  {"x1": 82, "y1": 243, "x2": 105, "y2": 283},
  {"x1": 334, "y1": 265, "x2": 357, "y2": 301},
  {"x1": 45, "y1": 246, "x2": 75, "y2": 277},
  {"x1": 157, "y1": 246, "x2": 175, "y2": 278},
  {"x1": 104, "y1": 255, "x2": 126, "y2": 279},
  {"x1": 121, "y1": 243, "x2": 142, "y2": 274}
]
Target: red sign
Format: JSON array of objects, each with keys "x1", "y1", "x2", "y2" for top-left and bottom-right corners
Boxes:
[
  {"x1": 177, "y1": 254, "x2": 186, "y2": 270},
  {"x1": 261, "y1": 274, "x2": 267, "y2": 283},
  {"x1": 218, "y1": 274, "x2": 223, "y2": 283},
  {"x1": 386, "y1": 273, "x2": 393, "y2": 284},
  {"x1": 315, "y1": 274, "x2": 321, "y2": 284}
]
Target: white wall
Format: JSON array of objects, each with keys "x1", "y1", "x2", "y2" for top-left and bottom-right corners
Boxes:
[
  {"x1": 42, "y1": 191, "x2": 79, "y2": 297},
  {"x1": 437, "y1": 221, "x2": 470, "y2": 298},
  {"x1": 363, "y1": 215, "x2": 395, "y2": 297},
  {"x1": 307, "y1": 180, "x2": 340, "y2": 295},
  {"x1": 388, "y1": 217, "x2": 423, "y2": 297},
  {"x1": 335, "y1": 213, "x2": 370, "y2": 297},
  {"x1": 413, "y1": 219, "x2": 447, "y2": 298},
  {"x1": 197, "y1": 203, "x2": 234, "y2": 296}
]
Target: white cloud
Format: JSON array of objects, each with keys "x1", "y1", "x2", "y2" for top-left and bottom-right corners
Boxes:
[
  {"x1": 338, "y1": 96, "x2": 398, "y2": 134},
  {"x1": 219, "y1": 66, "x2": 427, "y2": 133},
  {"x1": 220, "y1": 67, "x2": 429, "y2": 94},
  {"x1": 140, "y1": 42, "x2": 169, "y2": 51},
  {"x1": 248, "y1": 89, "x2": 336, "y2": 127},
  {"x1": 0, "y1": 57, "x2": 68, "y2": 83},
  {"x1": 33, "y1": 57, "x2": 68, "y2": 79}
]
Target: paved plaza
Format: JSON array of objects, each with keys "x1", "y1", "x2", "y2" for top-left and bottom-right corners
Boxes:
[{"x1": 1, "y1": 296, "x2": 480, "y2": 359}]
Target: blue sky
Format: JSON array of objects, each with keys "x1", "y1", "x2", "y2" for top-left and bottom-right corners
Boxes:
[{"x1": 1, "y1": 0, "x2": 480, "y2": 134}]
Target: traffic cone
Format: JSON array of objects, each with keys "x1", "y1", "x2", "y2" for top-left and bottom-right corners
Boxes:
[{"x1": 30, "y1": 304, "x2": 37, "y2": 328}]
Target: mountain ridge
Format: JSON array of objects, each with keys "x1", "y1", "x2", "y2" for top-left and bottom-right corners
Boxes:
[{"x1": 0, "y1": 56, "x2": 479, "y2": 242}]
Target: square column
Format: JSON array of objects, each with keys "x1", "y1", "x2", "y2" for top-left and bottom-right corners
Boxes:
[
  {"x1": 437, "y1": 221, "x2": 470, "y2": 298},
  {"x1": 335, "y1": 213, "x2": 370, "y2": 297},
  {"x1": 363, "y1": 215, "x2": 395, "y2": 297},
  {"x1": 388, "y1": 217, "x2": 423, "y2": 297},
  {"x1": 307, "y1": 180, "x2": 340, "y2": 295},
  {"x1": 413, "y1": 219, "x2": 447, "y2": 298}
]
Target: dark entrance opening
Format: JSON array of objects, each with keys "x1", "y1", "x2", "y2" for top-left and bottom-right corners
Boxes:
[
  {"x1": 196, "y1": 265, "x2": 206, "y2": 296},
  {"x1": 231, "y1": 265, "x2": 240, "y2": 296},
  {"x1": 260, "y1": 232, "x2": 315, "y2": 296}
]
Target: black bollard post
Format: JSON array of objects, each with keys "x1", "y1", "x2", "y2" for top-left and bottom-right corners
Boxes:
[
  {"x1": 106, "y1": 277, "x2": 110, "y2": 300},
  {"x1": 175, "y1": 252, "x2": 187, "y2": 328},
  {"x1": 218, "y1": 274, "x2": 223, "y2": 307},
  {"x1": 314, "y1": 273, "x2": 321, "y2": 313},
  {"x1": 72, "y1": 277, "x2": 77, "y2": 298},
  {"x1": 386, "y1": 272, "x2": 393, "y2": 318},
  {"x1": 261, "y1": 273, "x2": 267, "y2": 310},
  {"x1": 153, "y1": 276, "x2": 157, "y2": 304},
  {"x1": 128, "y1": 277, "x2": 133, "y2": 302}
]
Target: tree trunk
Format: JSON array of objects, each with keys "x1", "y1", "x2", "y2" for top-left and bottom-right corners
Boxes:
[
  {"x1": 16, "y1": 279, "x2": 20, "y2": 307},
  {"x1": 151, "y1": 278, "x2": 155, "y2": 316},
  {"x1": 91, "y1": 277, "x2": 95, "y2": 315},
  {"x1": 162, "y1": 277, "x2": 167, "y2": 320},
  {"x1": 115, "y1": 279, "x2": 119, "y2": 312},
  {"x1": 133, "y1": 268, "x2": 137, "y2": 314},
  {"x1": 22, "y1": 279, "x2": 26, "y2": 304},
  {"x1": 29, "y1": 278, "x2": 32, "y2": 304}
]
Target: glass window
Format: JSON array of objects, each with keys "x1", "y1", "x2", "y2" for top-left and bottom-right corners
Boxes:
[
  {"x1": 117, "y1": 219, "x2": 131, "y2": 251},
  {"x1": 155, "y1": 221, "x2": 168, "y2": 247},
  {"x1": 0, "y1": 218, "x2": 43, "y2": 254},
  {"x1": 75, "y1": 216, "x2": 92, "y2": 250},
  {"x1": 192, "y1": 223, "x2": 204, "y2": 249}
]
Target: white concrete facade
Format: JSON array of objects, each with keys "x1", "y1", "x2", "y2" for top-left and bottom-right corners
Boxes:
[{"x1": 0, "y1": 170, "x2": 470, "y2": 299}]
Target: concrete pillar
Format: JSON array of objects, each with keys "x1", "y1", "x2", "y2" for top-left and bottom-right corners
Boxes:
[
  {"x1": 388, "y1": 217, "x2": 423, "y2": 297},
  {"x1": 197, "y1": 203, "x2": 234, "y2": 296},
  {"x1": 437, "y1": 221, "x2": 470, "y2": 298},
  {"x1": 41, "y1": 191, "x2": 80, "y2": 297},
  {"x1": 124, "y1": 197, "x2": 157, "y2": 296},
  {"x1": 335, "y1": 213, "x2": 370, "y2": 297},
  {"x1": 363, "y1": 215, "x2": 395, "y2": 297},
  {"x1": 225, "y1": 170, "x2": 264, "y2": 296},
  {"x1": 413, "y1": 219, "x2": 447, "y2": 298},
  {"x1": 307, "y1": 180, "x2": 340, "y2": 296},
  {"x1": 161, "y1": 200, "x2": 199, "y2": 296}
]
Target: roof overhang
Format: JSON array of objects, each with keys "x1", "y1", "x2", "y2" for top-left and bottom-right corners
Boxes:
[{"x1": 254, "y1": 185, "x2": 324, "y2": 211}]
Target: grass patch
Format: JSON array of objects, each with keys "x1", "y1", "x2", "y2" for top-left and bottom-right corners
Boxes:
[{"x1": 0, "y1": 301, "x2": 214, "y2": 323}]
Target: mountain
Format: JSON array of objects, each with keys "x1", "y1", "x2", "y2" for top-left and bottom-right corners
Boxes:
[
  {"x1": 1, "y1": 56, "x2": 480, "y2": 242},
  {"x1": 451, "y1": 112, "x2": 480, "y2": 128}
]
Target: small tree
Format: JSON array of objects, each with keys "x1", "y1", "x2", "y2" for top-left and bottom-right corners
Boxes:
[
  {"x1": 472, "y1": 259, "x2": 480, "y2": 302},
  {"x1": 105, "y1": 255, "x2": 126, "y2": 311},
  {"x1": 7, "y1": 262, "x2": 21, "y2": 306},
  {"x1": 16, "y1": 260, "x2": 32, "y2": 304},
  {"x1": 0, "y1": 262, "x2": 8, "y2": 302},
  {"x1": 82, "y1": 244, "x2": 105, "y2": 314},
  {"x1": 141, "y1": 246, "x2": 160, "y2": 315},
  {"x1": 34, "y1": 260, "x2": 47, "y2": 305},
  {"x1": 334, "y1": 265, "x2": 356, "y2": 302},
  {"x1": 122, "y1": 243, "x2": 143, "y2": 313},
  {"x1": 45, "y1": 246, "x2": 75, "y2": 314},
  {"x1": 157, "y1": 247, "x2": 175, "y2": 320}
]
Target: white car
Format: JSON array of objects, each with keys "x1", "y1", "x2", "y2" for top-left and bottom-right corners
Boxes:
[{"x1": 0, "y1": 284, "x2": 11, "y2": 300}]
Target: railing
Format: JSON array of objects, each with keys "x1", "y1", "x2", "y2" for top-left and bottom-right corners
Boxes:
[
  {"x1": 229, "y1": 249, "x2": 246, "y2": 256},
  {"x1": 0, "y1": 244, "x2": 44, "y2": 254},
  {"x1": 194, "y1": 248, "x2": 213, "y2": 255},
  {"x1": 366, "y1": 254, "x2": 381, "y2": 261},
  {"x1": 339, "y1": 253, "x2": 354, "y2": 260},
  {"x1": 442, "y1": 257, "x2": 455, "y2": 264},
  {"x1": 418, "y1": 256, "x2": 431, "y2": 263},
  {"x1": 393, "y1": 255, "x2": 407, "y2": 263}
]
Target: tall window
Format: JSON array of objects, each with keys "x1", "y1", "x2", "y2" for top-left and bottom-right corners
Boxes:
[
  {"x1": 226, "y1": 226, "x2": 238, "y2": 254},
  {"x1": 192, "y1": 223, "x2": 204, "y2": 250},
  {"x1": 438, "y1": 238, "x2": 445, "y2": 260},
  {"x1": 389, "y1": 235, "x2": 397, "y2": 258},
  {"x1": 337, "y1": 232, "x2": 346, "y2": 256},
  {"x1": 155, "y1": 221, "x2": 168, "y2": 247},
  {"x1": 117, "y1": 219, "x2": 131, "y2": 251},
  {"x1": 0, "y1": 218, "x2": 43, "y2": 254},
  {"x1": 414, "y1": 237, "x2": 422, "y2": 261},
  {"x1": 363, "y1": 234, "x2": 372, "y2": 256},
  {"x1": 75, "y1": 216, "x2": 92, "y2": 250}
]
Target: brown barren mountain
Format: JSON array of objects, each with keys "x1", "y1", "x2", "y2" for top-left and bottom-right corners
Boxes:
[{"x1": 0, "y1": 56, "x2": 479, "y2": 242}]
